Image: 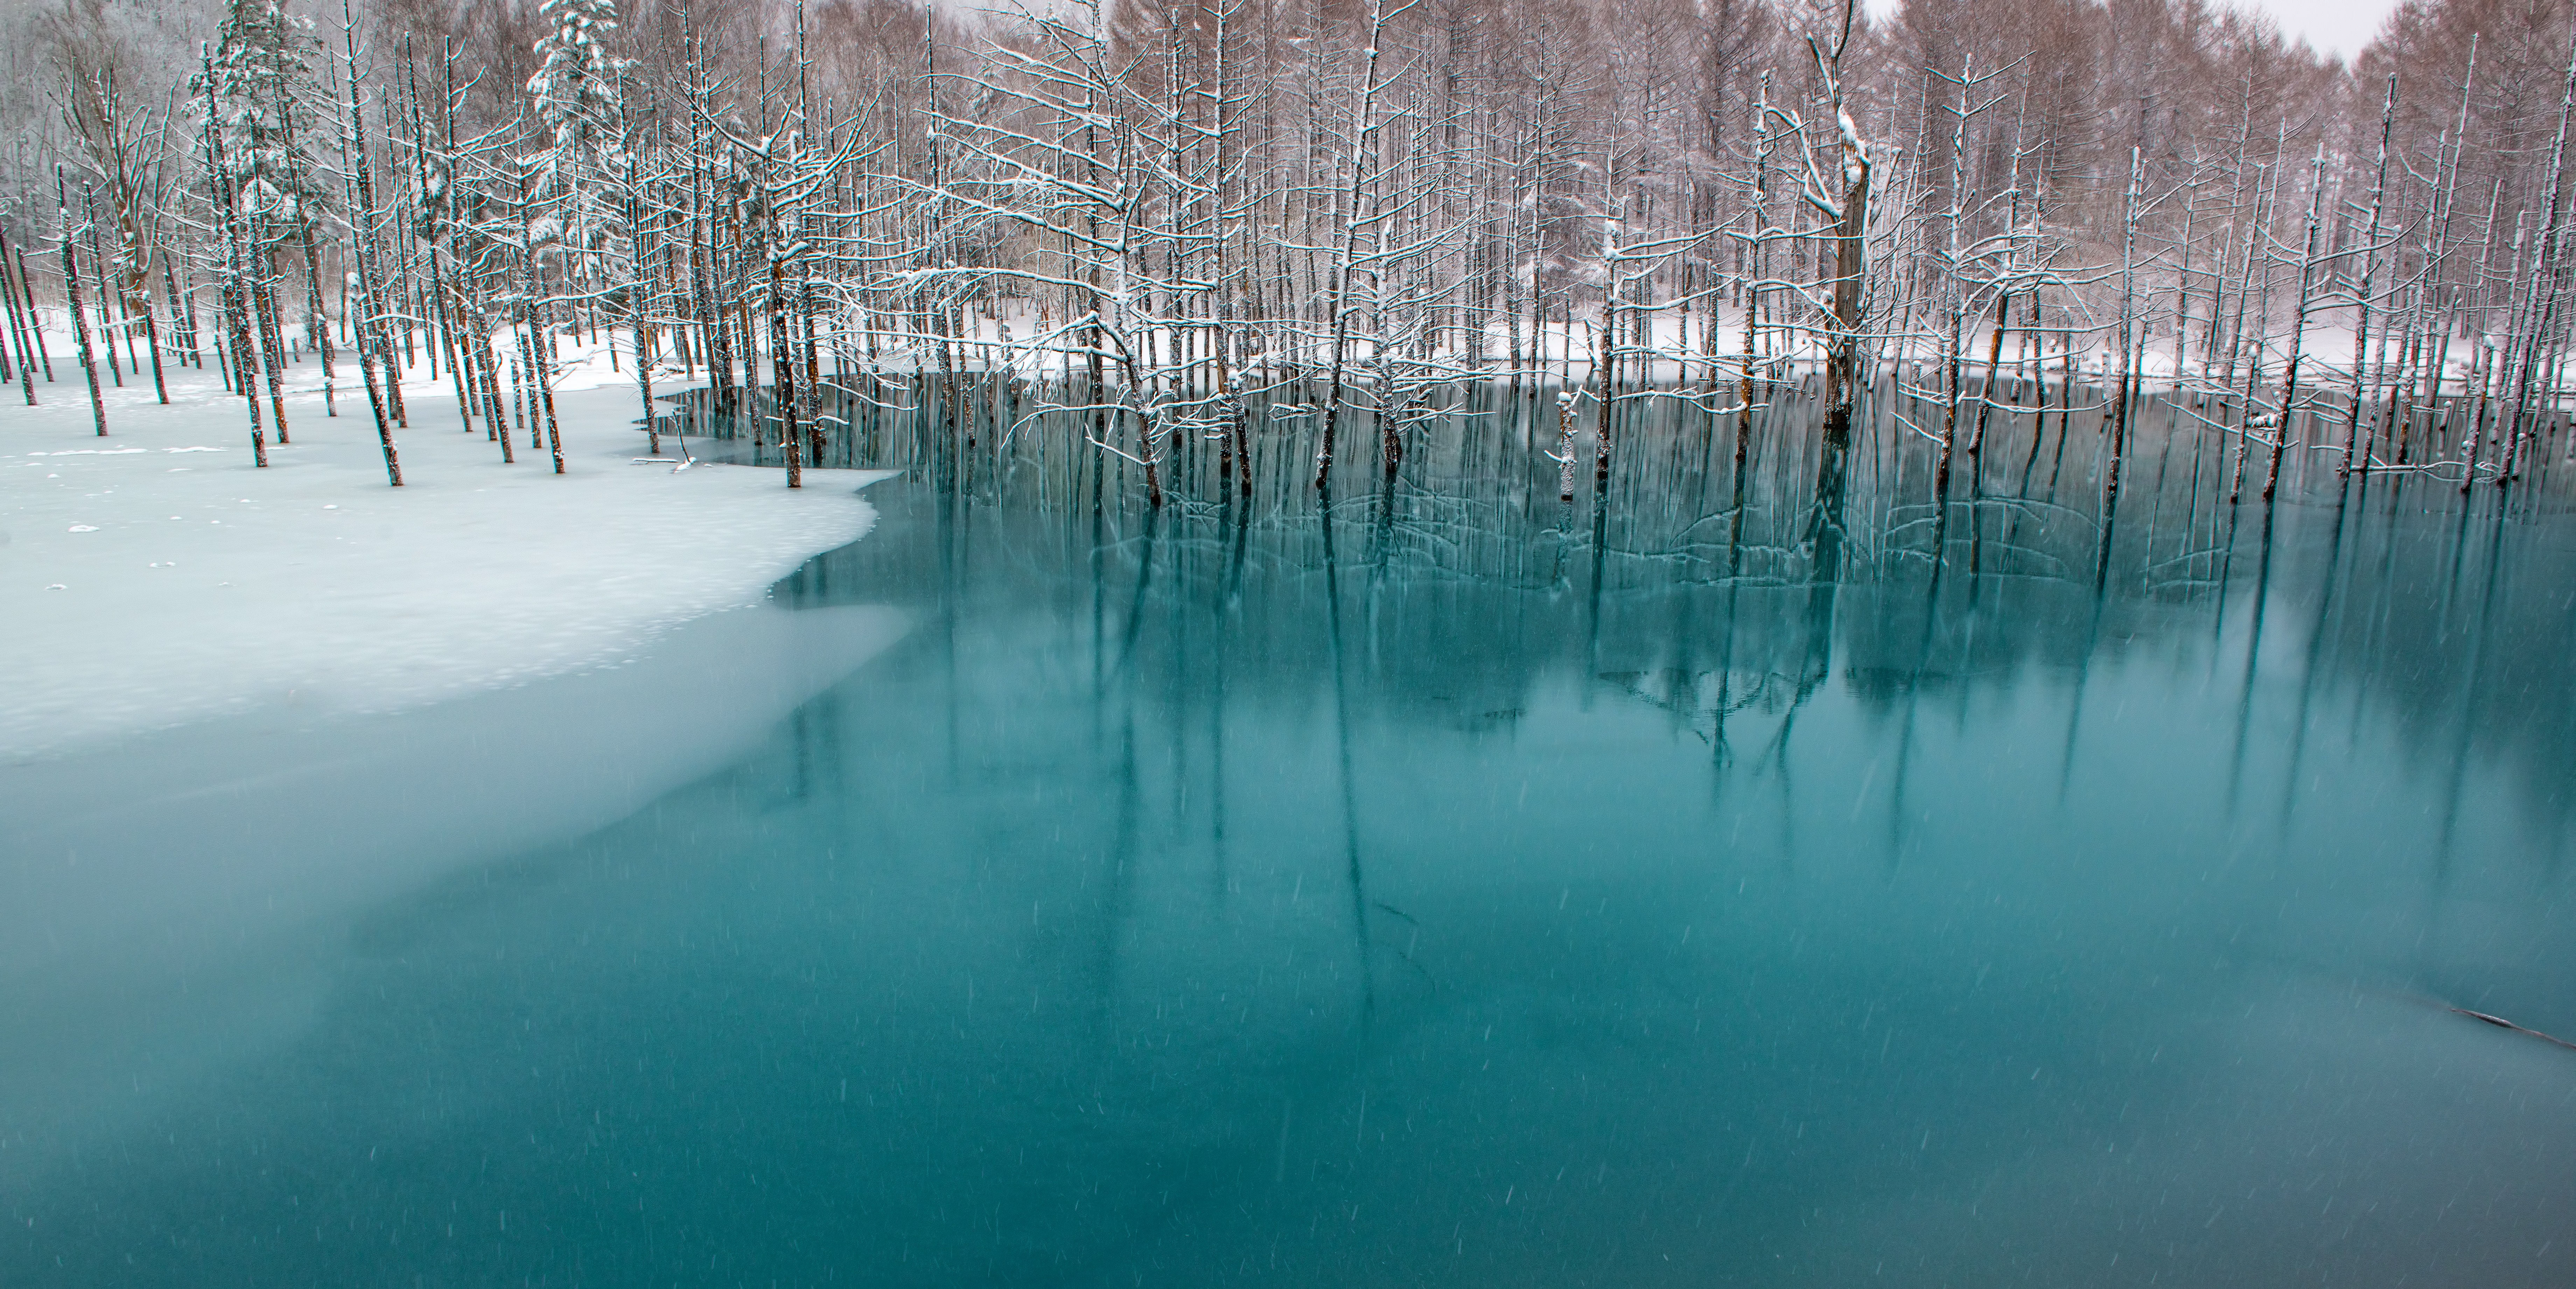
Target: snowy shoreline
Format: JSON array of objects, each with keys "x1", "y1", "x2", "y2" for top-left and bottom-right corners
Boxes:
[
  {"x1": 1, "y1": 340, "x2": 911, "y2": 1146},
  {"x1": 0, "y1": 337, "x2": 887, "y2": 762}
]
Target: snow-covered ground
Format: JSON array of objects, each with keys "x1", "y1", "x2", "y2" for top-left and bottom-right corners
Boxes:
[
  {"x1": 925, "y1": 300, "x2": 2456, "y2": 394},
  {"x1": 2, "y1": 336, "x2": 911, "y2": 1145},
  {"x1": 0, "y1": 333, "x2": 887, "y2": 761}
]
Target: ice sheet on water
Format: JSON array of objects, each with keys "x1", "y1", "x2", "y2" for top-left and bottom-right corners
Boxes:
[{"x1": 1, "y1": 337, "x2": 891, "y2": 760}]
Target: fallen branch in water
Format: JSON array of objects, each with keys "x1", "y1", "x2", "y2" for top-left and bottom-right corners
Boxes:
[{"x1": 2450, "y1": 1008, "x2": 2576, "y2": 1052}]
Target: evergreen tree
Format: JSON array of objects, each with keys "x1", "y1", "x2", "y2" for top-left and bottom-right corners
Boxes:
[
  {"x1": 525, "y1": 0, "x2": 628, "y2": 253},
  {"x1": 195, "y1": 0, "x2": 326, "y2": 248}
]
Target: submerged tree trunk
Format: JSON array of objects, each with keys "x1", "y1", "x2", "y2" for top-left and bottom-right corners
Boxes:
[{"x1": 1821, "y1": 113, "x2": 1872, "y2": 449}]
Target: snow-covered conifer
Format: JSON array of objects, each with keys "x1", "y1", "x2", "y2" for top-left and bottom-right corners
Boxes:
[
  {"x1": 525, "y1": 0, "x2": 629, "y2": 254},
  {"x1": 195, "y1": 0, "x2": 326, "y2": 246}
]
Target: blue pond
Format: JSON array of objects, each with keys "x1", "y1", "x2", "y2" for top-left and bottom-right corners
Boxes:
[{"x1": 6, "y1": 382, "x2": 2575, "y2": 1286}]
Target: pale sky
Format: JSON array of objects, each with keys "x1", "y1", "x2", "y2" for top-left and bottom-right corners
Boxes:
[
  {"x1": 1860, "y1": 0, "x2": 2403, "y2": 64},
  {"x1": 2250, "y1": 0, "x2": 2404, "y2": 61}
]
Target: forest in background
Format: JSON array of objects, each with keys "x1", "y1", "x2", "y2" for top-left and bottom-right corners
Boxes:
[{"x1": 0, "y1": 0, "x2": 2567, "y2": 495}]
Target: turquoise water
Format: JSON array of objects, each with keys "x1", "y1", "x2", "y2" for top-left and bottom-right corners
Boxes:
[{"x1": 7, "y1": 383, "x2": 2576, "y2": 1286}]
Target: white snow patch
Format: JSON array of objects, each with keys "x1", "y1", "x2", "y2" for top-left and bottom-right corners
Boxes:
[{"x1": 1, "y1": 334, "x2": 891, "y2": 760}]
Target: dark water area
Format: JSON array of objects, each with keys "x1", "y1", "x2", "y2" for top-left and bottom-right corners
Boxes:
[{"x1": 8, "y1": 374, "x2": 2576, "y2": 1287}]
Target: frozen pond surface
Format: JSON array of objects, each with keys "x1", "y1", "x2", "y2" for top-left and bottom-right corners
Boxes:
[{"x1": 6, "y1": 384, "x2": 2576, "y2": 1286}]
